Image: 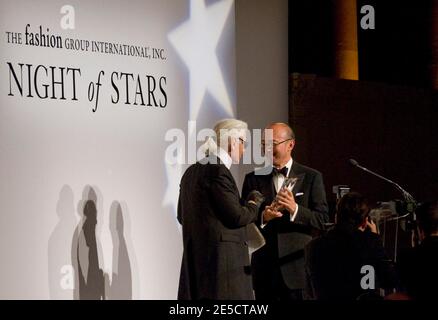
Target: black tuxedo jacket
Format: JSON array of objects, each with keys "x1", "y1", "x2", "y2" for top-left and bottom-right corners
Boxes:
[
  {"x1": 242, "y1": 161, "x2": 328, "y2": 294},
  {"x1": 177, "y1": 156, "x2": 259, "y2": 300}
]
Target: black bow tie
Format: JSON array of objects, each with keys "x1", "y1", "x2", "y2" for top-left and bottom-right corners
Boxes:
[{"x1": 272, "y1": 166, "x2": 288, "y2": 176}]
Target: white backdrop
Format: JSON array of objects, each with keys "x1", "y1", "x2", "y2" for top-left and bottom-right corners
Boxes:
[
  {"x1": 0, "y1": 0, "x2": 237, "y2": 299},
  {"x1": 0, "y1": 0, "x2": 289, "y2": 299}
]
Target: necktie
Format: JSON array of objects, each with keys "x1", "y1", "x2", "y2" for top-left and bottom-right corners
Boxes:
[{"x1": 273, "y1": 166, "x2": 288, "y2": 176}]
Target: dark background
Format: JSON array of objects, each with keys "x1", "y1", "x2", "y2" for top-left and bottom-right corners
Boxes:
[
  {"x1": 288, "y1": 0, "x2": 438, "y2": 220},
  {"x1": 290, "y1": 0, "x2": 431, "y2": 87}
]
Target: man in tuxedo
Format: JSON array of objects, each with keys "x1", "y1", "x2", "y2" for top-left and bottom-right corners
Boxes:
[
  {"x1": 242, "y1": 123, "x2": 328, "y2": 301},
  {"x1": 177, "y1": 119, "x2": 264, "y2": 300}
]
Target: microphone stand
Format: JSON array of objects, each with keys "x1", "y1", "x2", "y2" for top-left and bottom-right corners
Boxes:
[
  {"x1": 349, "y1": 159, "x2": 418, "y2": 261},
  {"x1": 350, "y1": 159, "x2": 416, "y2": 205}
]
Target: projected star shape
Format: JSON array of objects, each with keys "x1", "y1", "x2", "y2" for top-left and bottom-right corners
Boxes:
[
  {"x1": 164, "y1": 0, "x2": 236, "y2": 221},
  {"x1": 168, "y1": 0, "x2": 235, "y2": 120}
]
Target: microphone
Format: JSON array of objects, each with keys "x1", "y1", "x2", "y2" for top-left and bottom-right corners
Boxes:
[
  {"x1": 348, "y1": 158, "x2": 359, "y2": 167},
  {"x1": 348, "y1": 158, "x2": 416, "y2": 204}
]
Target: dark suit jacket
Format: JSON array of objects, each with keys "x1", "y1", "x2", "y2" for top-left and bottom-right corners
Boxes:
[
  {"x1": 177, "y1": 156, "x2": 259, "y2": 300},
  {"x1": 242, "y1": 161, "x2": 328, "y2": 294},
  {"x1": 398, "y1": 236, "x2": 438, "y2": 300},
  {"x1": 305, "y1": 224, "x2": 398, "y2": 300}
]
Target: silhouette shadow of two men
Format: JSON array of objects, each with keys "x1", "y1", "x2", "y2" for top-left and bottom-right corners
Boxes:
[{"x1": 71, "y1": 186, "x2": 133, "y2": 300}]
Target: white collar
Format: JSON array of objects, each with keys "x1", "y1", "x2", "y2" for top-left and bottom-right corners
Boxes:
[
  {"x1": 214, "y1": 147, "x2": 232, "y2": 170},
  {"x1": 275, "y1": 158, "x2": 293, "y2": 176}
]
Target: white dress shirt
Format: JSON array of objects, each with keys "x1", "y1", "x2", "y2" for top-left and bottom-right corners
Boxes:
[
  {"x1": 261, "y1": 158, "x2": 299, "y2": 227},
  {"x1": 214, "y1": 147, "x2": 232, "y2": 170}
]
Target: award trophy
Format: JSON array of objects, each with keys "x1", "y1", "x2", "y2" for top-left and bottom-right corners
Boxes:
[
  {"x1": 247, "y1": 177, "x2": 298, "y2": 257},
  {"x1": 271, "y1": 176, "x2": 298, "y2": 210}
]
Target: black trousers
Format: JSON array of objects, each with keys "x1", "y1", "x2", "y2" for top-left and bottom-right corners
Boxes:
[{"x1": 254, "y1": 266, "x2": 304, "y2": 301}]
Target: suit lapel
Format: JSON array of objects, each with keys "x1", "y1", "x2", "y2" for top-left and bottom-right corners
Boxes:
[
  {"x1": 266, "y1": 172, "x2": 277, "y2": 203},
  {"x1": 289, "y1": 162, "x2": 306, "y2": 197},
  {"x1": 256, "y1": 168, "x2": 276, "y2": 204}
]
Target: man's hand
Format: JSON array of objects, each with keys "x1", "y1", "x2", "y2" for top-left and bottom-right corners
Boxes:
[
  {"x1": 275, "y1": 189, "x2": 297, "y2": 214},
  {"x1": 263, "y1": 205, "x2": 283, "y2": 223},
  {"x1": 246, "y1": 190, "x2": 265, "y2": 208}
]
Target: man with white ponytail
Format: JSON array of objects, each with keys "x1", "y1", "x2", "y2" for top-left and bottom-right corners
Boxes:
[
  {"x1": 200, "y1": 118, "x2": 249, "y2": 164},
  {"x1": 177, "y1": 118, "x2": 265, "y2": 300}
]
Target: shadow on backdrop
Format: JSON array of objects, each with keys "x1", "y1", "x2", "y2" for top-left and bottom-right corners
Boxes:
[
  {"x1": 72, "y1": 185, "x2": 106, "y2": 300},
  {"x1": 106, "y1": 201, "x2": 134, "y2": 299},
  {"x1": 48, "y1": 185, "x2": 77, "y2": 299}
]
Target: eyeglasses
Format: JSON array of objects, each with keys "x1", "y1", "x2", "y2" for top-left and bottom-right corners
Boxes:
[
  {"x1": 239, "y1": 137, "x2": 248, "y2": 148},
  {"x1": 261, "y1": 138, "x2": 293, "y2": 149}
]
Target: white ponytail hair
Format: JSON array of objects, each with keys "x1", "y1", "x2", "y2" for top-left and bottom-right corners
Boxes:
[{"x1": 200, "y1": 118, "x2": 248, "y2": 156}]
